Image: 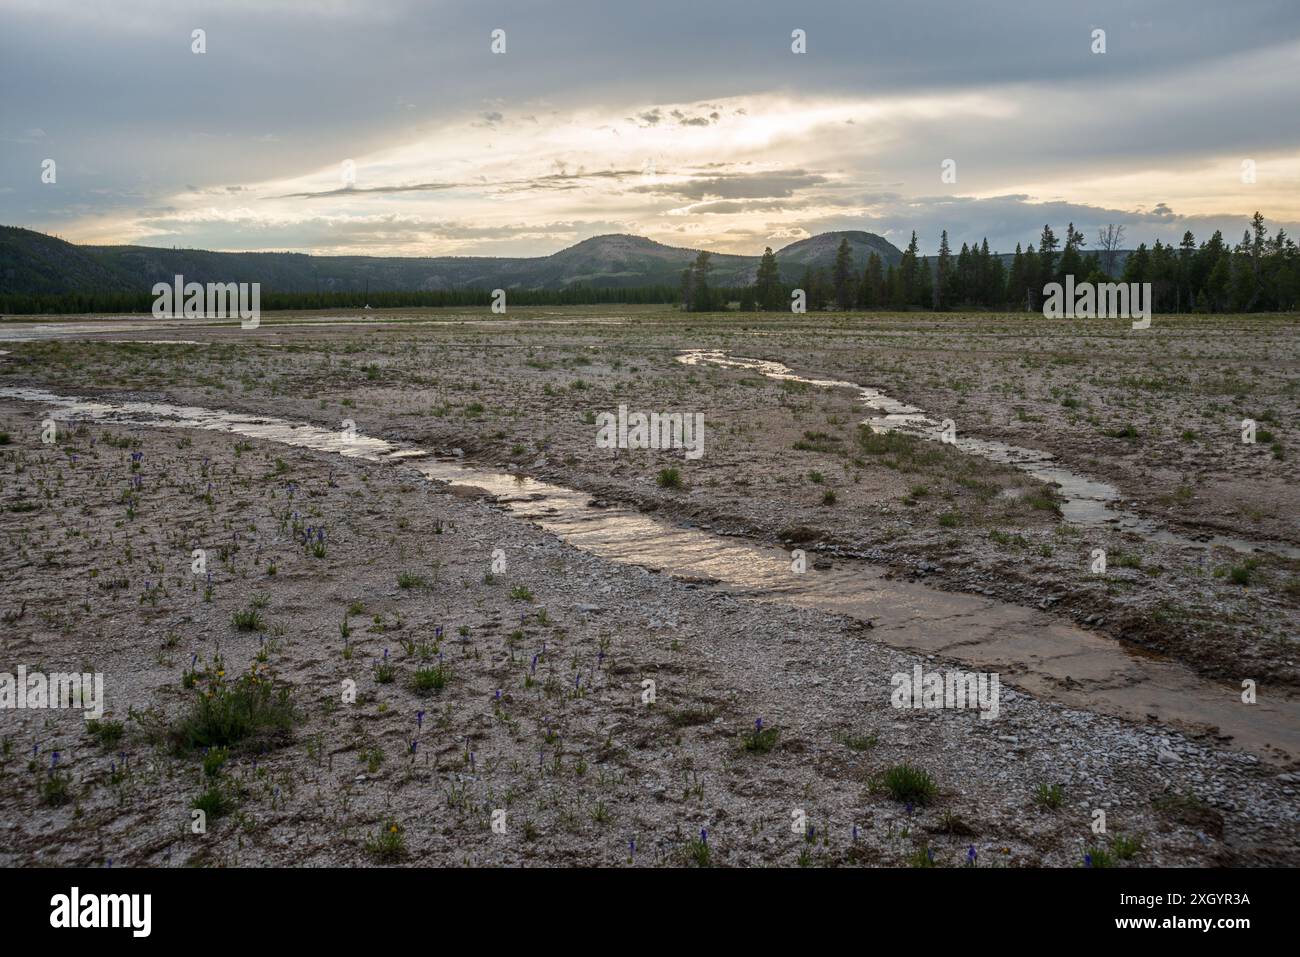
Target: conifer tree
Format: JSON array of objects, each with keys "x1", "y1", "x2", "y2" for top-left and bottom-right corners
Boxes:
[
  {"x1": 755, "y1": 247, "x2": 782, "y2": 311},
  {"x1": 832, "y1": 237, "x2": 855, "y2": 310},
  {"x1": 935, "y1": 230, "x2": 952, "y2": 310}
]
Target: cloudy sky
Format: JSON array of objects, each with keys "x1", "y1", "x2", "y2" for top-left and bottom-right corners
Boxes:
[{"x1": 2, "y1": 0, "x2": 1298, "y2": 257}]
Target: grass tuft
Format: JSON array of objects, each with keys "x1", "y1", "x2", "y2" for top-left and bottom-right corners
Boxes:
[{"x1": 881, "y1": 763, "x2": 937, "y2": 805}]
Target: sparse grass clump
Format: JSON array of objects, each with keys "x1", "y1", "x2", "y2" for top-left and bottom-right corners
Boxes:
[
  {"x1": 856, "y1": 426, "x2": 951, "y2": 472},
  {"x1": 932, "y1": 810, "x2": 976, "y2": 836},
  {"x1": 656, "y1": 467, "x2": 683, "y2": 489},
  {"x1": 41, "y1": 770, "x2": 72, "y2": 806},
  {"x1": 202, "y1": 746, "x2": 230, "y2": 779},
  {"x1": 741, "y1": 719, "x2": 779, "y2": 753},
  {"x1": 1024, "y1": 490, "x2": 1061, "y2": 513},
  {"x1": 1034, "y1": 782, "x2": 1065, "y2": 810},
  {"x1": 793, "y1": 431, "x2": 842, "y2": 453},
  {"x1": 841, "y1": 731, "x2": 878, "y2": 751},
  {"x1": 412, "y1": 663, "x2": 451, "y2": 694},
  {"x1": 881, "y1": 763, "x2": 937, "y2": 805},
  {"x1": 1225, "y1": 559, "x2": 1260, "y2": 586},
  {"x1": 1085, "y1": 847, "x2": 1113, "y2": 868},
  {"x1": 907, "y1": 845, "x2": 936, "y2": 868},
  {"x1": 989, "y1": 529, "x2": 1028, "y2": 548},
  {"x1": 361, "y1": 747, "x2": 384, "y2": 774},
  {"x1": 1112, "y1": 834, "x2": 1143, "y2": 860},
  {"x1": 397, "y1": 571, "x2": 427, "y2": 589},
  {"x1": 366, "y1": 821, "x2": 407, "y2": 862},
  {"x1": 668, "y1": 706, "x2": 718, "y2": 727},
  {"x1": 86, "y1": 719, "x2": 125, "y2": 749},
  {"x1": 170, "y1": 669, "x2": 296, "y2": 753},
  {"x1": 373, "y1": 657, "x2": 396, "y2": 683},
  {"x1": 191, "y1": 785, "x2": 234, "y2": 819},
  {"x1": 685, "y1": 831, "x2": 711, "y2": 867},
  {"x1": 231, "y1": 607, "x2": 265, "y2": 632}
]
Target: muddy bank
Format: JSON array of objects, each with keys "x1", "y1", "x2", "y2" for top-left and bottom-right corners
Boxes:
[
  {"x1": 3, "y1": 310, "x2": 1294, "y2": 693},
  {"x1": 5, "y1": 384, "x2": 1297, "y2": 764}
]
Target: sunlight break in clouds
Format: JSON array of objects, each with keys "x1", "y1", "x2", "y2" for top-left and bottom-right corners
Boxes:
[{"x1": 67, "y1": 92, "x2": 1016, "y2": 256}]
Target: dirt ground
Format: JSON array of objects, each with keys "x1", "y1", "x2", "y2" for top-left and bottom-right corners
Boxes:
[{"x1": 0, "y1": 306, "x2": 1296, "y2": 866}]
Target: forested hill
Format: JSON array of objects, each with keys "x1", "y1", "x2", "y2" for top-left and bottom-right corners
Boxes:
[{"x1": 0, "y1": 226, "x2": 902, "y2": 296}]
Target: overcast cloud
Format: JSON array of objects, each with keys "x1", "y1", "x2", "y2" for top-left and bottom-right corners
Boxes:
[{"x1": 1, "y1": 0, "x2": 1297, "y2": 256}]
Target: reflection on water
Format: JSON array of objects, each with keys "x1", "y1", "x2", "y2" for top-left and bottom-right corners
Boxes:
[
  {"x1": 677, "y1": 350, "x2": 1300, "y2": 560},
  {"x1": 1, "y1": 385, "x2": 1294, "y2": 762},
  {"x1": 0, "y1": 315, "x2": 628, "y2": 343}
]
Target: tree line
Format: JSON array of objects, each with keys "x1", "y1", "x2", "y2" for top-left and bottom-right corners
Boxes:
[
  {"x1": 5, "y1": 213, "x2": 1295, "y2": 315},
  {"x1": 679, "y1": 212, "x2": 1298, "y2": 313},
  {"x1": 0, "y1": 283, "x2": 681, "y2": 315}
]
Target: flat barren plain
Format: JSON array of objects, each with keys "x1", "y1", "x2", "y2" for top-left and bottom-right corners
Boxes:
[{"x1": 1, "y1": 306, "x2": 1296, "y2": 866}]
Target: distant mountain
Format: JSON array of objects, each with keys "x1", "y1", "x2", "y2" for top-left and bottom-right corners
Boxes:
[
  {"x1": 0, "y1": 226, "x2": 137, "y2": 294},
  {"x1": 776, "y1": 231, "x2": 904, "y2": 272},
  {"x1": 0, "y1": 226, "x2": 903, "y2": 296}
]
